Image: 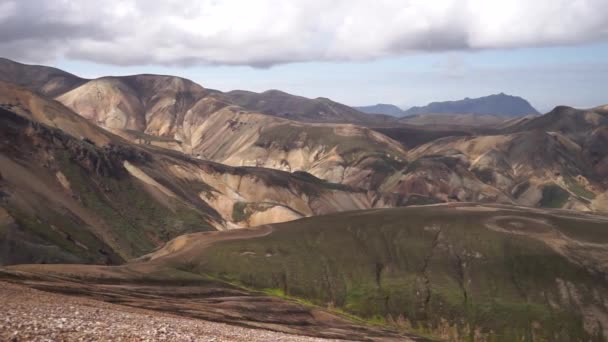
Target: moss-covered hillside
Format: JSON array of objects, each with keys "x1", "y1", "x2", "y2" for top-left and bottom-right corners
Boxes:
[{"x1": 185, "y1": 204, "x2": 608, "y2": 341}]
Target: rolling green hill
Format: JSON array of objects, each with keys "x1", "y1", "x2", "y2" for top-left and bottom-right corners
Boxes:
[{"x1": 155, "y1": 204, "x2": 608, "y2": 341}]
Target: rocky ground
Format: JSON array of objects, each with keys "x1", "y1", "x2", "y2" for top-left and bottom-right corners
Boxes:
[{"x1": 0, "y1": 281, "x2": 339, "y2": 342}]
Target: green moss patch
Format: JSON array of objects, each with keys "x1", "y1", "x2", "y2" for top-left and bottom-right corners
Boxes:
[
  {"x1": 539, "y1": 184, "x2": 570, "y2": 208},
  {"x1": 564, "y1": 177, "x2": 596, "y2": 200},
  {"x1": 57, "y1": 151, "x2": 213, "y2": 259}
]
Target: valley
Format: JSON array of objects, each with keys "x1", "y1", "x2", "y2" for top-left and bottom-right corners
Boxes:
[{"x1": 0, "y1": 57, "x2": 607, "y2": 341}]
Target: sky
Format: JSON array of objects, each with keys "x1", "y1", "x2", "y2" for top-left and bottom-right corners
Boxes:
[{"x1": 1, "y1": 0, "x2": 607, "y2": 112}]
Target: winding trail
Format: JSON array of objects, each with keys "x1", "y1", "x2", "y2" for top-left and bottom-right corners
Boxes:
[{"x1": 484, "y1": 215, "x2": 608, "y2": 275}]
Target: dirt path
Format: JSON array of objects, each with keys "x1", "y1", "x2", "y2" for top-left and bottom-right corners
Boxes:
[
  {"x1": 136, "y1": 224, "x2": 274, "y2": 263},
  {"x1": 484, "y1": 215, "x2": 608, "y2": 275}
]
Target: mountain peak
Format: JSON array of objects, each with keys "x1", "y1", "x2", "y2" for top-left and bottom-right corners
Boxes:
[{"x1": 262, "y1": 89, "x2": 289, "y2": 96}]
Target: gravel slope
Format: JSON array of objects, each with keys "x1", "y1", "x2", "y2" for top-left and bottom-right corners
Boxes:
[{"x1": 0, "y1": 281, "x2": 340, "y2": 342}]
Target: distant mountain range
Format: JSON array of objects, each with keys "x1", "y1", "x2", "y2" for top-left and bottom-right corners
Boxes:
[
  {"x1": 357, "y1": 93, "x2": 540, "y2": 118},
  {"x1": 404, "y1": 93, "x2": 539, "y2": 117}
]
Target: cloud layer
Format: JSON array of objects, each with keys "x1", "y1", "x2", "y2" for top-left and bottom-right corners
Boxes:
[{"x1": 1, "y1": 0, "x2": 607, "y2": 67}]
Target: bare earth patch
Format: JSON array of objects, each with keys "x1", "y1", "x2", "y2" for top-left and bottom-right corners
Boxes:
[{"x1": 454, "y1": 205, "x2": 501, "y2": 212}]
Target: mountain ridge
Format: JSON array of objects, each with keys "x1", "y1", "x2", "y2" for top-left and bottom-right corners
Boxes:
[
  {"x1": 0, "y1": 57, "x2": 87, "y2": 97},
  {"x1": 1, "y1": 58, "x2": 607, "y2": 214},
  {"x1": 355, "y1": 103, "x2": 407, "y2": 116},
  {"x1": 224, "y1": 88, "x2": 394, "y2": 124}
]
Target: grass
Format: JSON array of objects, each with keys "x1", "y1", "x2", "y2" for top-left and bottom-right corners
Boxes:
[
  {"x1": 3, "y1": 205, "x2": 119, "y2": 264},
  {"x1": 260, "y1": 287, "x2": 317, "y2": 307},
  {"x1": 125, "y1": 129, "x2": 181, "y2": 143},
  {"x1": 190, "y1": 206, "x2": 608, "y2": 341},
  {"x1": 232, "y1": 201, "x2": 249, "y2": 222},
  {"x1": 564, "y1": 177, "x2": 596, "y2": 200},
  {"x1": 201, "y1": 275, "x2": 393, "y2": 328},
  {"x1": 56, "y1": 150, "x2": 213, "y2": 259},
  {"x1": 549, "y1": 216, "x2": 608, "y2": 244}
]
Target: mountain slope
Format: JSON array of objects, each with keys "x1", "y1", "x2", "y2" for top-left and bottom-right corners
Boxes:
[
  {"x1": 0, "y1": 81, "x2": 419, "y2": 265},
  {"x1": 0, "y1": 82, "x2": 217, "y2": 264},
  {"x1": 373, "y1": 105, "x2": 608, "y2": 212},
  {"x1": 186, "y1": 204, "x2": 608, "y2": 340},
  {"x1": 355, "y1": 103, "x2": 407, "y2": 116},
  {"x1": 503, "y1": 105, "x2": 608, "y2": 181},
  {"x1": 403, "y1": 93, "x2": 539, "y2": 117},
  {"x1": 400, "y1": 113, "x2": 511, "y2": 127},
  {"x1": 56, "y1": 77, "x2": 409, "y2": 188},
  {"x1": 224, "y1": 89, "x2": 393, "y2": 124},
  {"x1": 504, "y1": 105, "x2": 608, "y2": 137},
  {"x1": 42, "y1": 75, "x2": 608, "y2": 213},
  {"x1": 0, "y1": 58, "x2": 86, "y2": 97},
  {"x1": 56, "y1": 74, "x2": 211, "y2": 132},
  {"x1": 386, "y1": 129, "x2": 608, "y2": 211},
  {"x1": 3, "y1": 58, "x2": 607, "y2": 214},
  {"x1": 370, "y1": 125, "x2": 473, "y2": 149}
]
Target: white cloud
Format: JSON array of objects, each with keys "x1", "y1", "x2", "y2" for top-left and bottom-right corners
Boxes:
[
  {"x1": 0, "y1": 1, "x2": 16, "y2": 21},
  {"x1": 0, "y1": 0, "x2": 607, "y2": 67}
]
